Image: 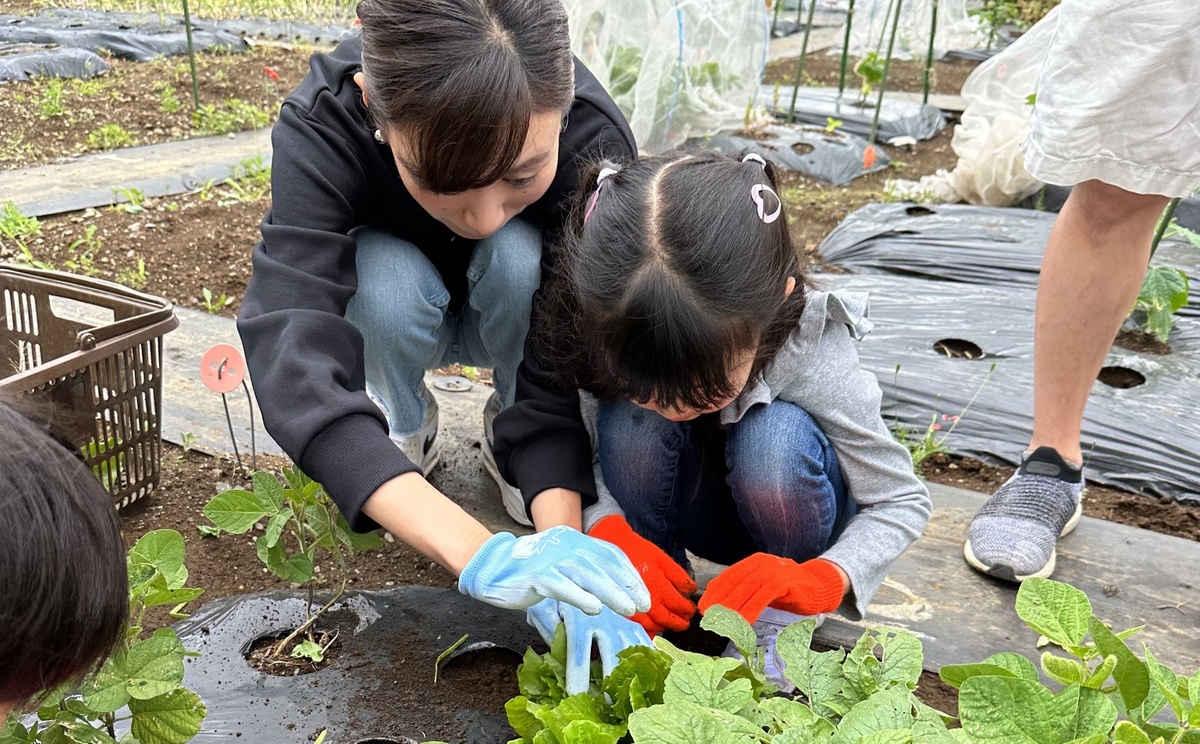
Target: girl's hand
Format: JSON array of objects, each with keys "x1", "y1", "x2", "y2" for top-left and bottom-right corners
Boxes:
[
  {"x1": 457, "y1": 525, "x2": 652, "y2": 616},
  {"x1": 526, "y1": 597, "x2": 651, "y2": 695},
  {"x1": 698, "y1": 554, "x2": 847, "y2": 622},
  {"x1": 588, "y1": 515, "x2": 697, "y2": 635}
]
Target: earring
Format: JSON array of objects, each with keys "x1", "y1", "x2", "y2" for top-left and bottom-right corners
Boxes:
[{"x1": 374, "y1": 129, "x2": 385, "y2": 144}]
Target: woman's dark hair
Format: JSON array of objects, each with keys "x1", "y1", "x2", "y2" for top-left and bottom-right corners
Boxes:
[
  {"x1": 357, "y1": 0, "x2": 575, "y2": 194},
  {"x1": 0, "y1": 399, "x2": 128, "y2": 707},
  {"x1": 539, "y1": 150, "x2": 807, "y2": 411}
]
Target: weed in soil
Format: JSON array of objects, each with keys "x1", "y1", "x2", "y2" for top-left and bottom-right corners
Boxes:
[{"x1": 246, "y1": 628, "x2": 342, "y2": 676}]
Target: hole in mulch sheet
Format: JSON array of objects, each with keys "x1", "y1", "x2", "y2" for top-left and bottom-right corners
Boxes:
[
  {"x1": 933, "y1": 338, "x2": 985, "y2": 359},
  {"x1": 1097, "y1": 366, "x2": 1146, "y2": 389}
]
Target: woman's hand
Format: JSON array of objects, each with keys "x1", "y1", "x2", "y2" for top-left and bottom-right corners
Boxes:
[
  {"x1": 699, "y1": 554, "x2": 848, "y2": 622},
  {"x1": 588, "y1": 515, "x2": 697, "y2": 635},
  {"x1": 457, "y1": 526, "x2": 651, "y2": 616},
  {"x1": 526, "y1": 597, "x2": 651, "y2": 695}
]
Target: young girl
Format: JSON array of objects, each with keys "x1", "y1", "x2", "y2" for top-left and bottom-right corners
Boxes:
[
  {"x1": 494, "y1": 151, "x2": 931, "y2": 678},
  {"x1": 0, "y1": 401, "x2": 128, "y2": 720},
  {"x1": 237, "y1": 0, "x2": 650, "y2": 662}
]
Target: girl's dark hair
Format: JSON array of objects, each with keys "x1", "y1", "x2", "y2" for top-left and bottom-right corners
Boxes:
[
  {"x1": 357, "y1": 0, "x2": 575, "y2": 194},
  {"x1": 0, "y1": 399, "x2": 128, "y2": 707},
  {"x1": 540, "y1": 150, "x2": 807, "y2": 410}
]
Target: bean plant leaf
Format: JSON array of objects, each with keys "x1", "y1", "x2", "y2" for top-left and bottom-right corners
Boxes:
[
  {"x1": 128, "y1": 689, "x2": 207, "y2": 744},
  {"x1": 140, "y1": 574, "x2": 203, "y2": 611},
  {"x1": 129, "y1": 530, "x2": 188, "y2": 591},
  {"x1": 1084, "y1": 655, "x2": 1118, "y2": 690},
  {"x1": 254, "y1": 535, "x2": 314, "y2": 584},
  {"x1": 1144, "y1": 647, "x2": 1186, "y2": 723},
  {"x1": 698, "y1": 606, "x2": 756, "y2": 661},
  {"x1": 1089, "y1": 617, "x2": 1149, "y2": 709},
  {"x1": 1050, "y1": 684, "x2": 1118, "y2": 742},
  {"x1": 263, "y1": 508, "x2": 293, "y2": 549},
  {"x1": 1015, "y1": 578, "x2": 1092, "y2": 649},
  {"x1": 775, "y1": 620, "x2": 846, "y2": 718},
  {"x1": 627, "y1": 700, "x2": 754, "y2": 744},
  {"x1": 1112, "y1": 721, "x2": 1154, "y2": 744},
  {"x1": 1041, "y1": 652, "x2": 1086, "y2": 686},
  {"x1": 939, "y1": 663, "x2": 1020, "y2": 690},
  {"x1": 202, "y1": 489, "x2": 272, "y2": 534},
  {"x1": 334, "y1": 513, "x2": 385, "y2": 551},
  {"x1": 959, "y1": 675, "x2": 1057, "y2": 744},
  {"x1": 252, "y1": 471, "x2": 285, "y2": 513}
]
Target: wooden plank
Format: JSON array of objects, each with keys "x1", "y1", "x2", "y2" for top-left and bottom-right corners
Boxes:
[{"x1": 814, "y1": 483, "x2": 1200, "y2": 670}]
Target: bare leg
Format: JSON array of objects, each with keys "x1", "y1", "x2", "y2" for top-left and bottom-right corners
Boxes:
[
  {"x1": 965, "y1": 180, "x2": 1168, "y2": 582},
  {"x1": 1029, "y1": 180, "x2": 1168, "y2": 464}
]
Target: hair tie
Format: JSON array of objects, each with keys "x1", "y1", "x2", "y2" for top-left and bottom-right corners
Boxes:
[{"x1": 584, "y1": 167, "x2": 619, "y2": 223}]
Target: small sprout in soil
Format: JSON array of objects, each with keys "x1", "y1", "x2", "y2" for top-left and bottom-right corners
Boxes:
[
  {"x1": 197, "y1": 524, "x2": 222, "y2": 538},
  {"x1": 201, "y1": 287, "x2": 235, "y2": 314},
  {"x1": 66, "y1": 225, "x2": 103, "y2": 276},
  {"x1": 116, "y1": 255, "x2": 149, "y2": 290},
  {"x1": 159, "y1": 84, "x2": 184, "y2": 114},
  {"x1": 86, "y1": 123, "x2": 137, "y2": 151},
  {"x1": 180, "y1": 431, "x2": 199, "y2": 453},
  {"x1": 112, "y1": 186, "x2": 148, "y2": 214},
  {"x1": 825, "y1": 116, "x2": 843, "y2": 133},
  {"x1": 891, "y1": 362, "x2": 996, "y2": 475},
  {"x1": 219, "y1": 156, "x2": 272, "y2": 204},
  {"x1": 0, "y1": 200, "x2": 41, "y2": 249},
  {"x1": 192, "y1": 98, "x2": 271, "y2": 136},
  {"x1": 292, "y1": 637, "x2": 331, "y2": 663},
  {"x1": 71, "y1": 77, "x2": 105, "y2": 98},
  {"x1": 37, "y1": 78, "x2": 67, "y2": 120},
  {"x1": 434, "y1": 633, "x2": 470, "y2": 684}
]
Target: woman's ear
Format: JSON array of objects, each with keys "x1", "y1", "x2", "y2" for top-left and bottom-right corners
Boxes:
[
  {"x1": 785, "y1": 276, "x2": 797, "y2": 299},
  {"x1": 353, "y1": 71, "x2": 369, "y2": 108}
]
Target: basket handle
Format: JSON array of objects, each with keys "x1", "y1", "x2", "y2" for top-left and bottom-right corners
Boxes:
[{"x1": 0, "y1": 265, "x2": 177, "y2": 351}]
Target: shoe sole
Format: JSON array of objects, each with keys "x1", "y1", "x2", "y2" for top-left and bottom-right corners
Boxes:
[
  {"x1": 479, "y1": 436, "x2": 533, "y2": 528},
  {"x1": 963, "y1": 497, "x2": 1084, "y2": 582}
]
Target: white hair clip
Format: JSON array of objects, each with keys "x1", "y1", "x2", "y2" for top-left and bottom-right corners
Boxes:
[
  {"x1": 751, "y1": 184, "x2": 782, "y2": 224},
  {"x1": 741, "y1": 152, "x2": 768, "y2": 168}
]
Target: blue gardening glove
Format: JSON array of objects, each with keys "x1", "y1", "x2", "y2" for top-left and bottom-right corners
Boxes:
[
  {"x1": 457, "y1": 526, "x2": 651, "y2": 616},
  {"x1": 527, "y1": 597, "x2": 652, "y2": 695}
]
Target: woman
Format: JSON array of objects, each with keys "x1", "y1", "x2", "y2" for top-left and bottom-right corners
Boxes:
[{"x1": 238, "y1": 0, "x2": 648, "y2": 642}]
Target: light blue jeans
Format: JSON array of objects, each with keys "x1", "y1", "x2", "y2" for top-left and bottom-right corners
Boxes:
[
  {"x1": 596, "y1": 399, "x2": 853, "y2": 569},
  {"x1": 344, "y1": 220, "x2": 541, "y2": 435}
]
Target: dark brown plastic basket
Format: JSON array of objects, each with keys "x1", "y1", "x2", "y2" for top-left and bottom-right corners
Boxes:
[{"x1": 0, "y1": 265, "x2": 179, "y2": 508}]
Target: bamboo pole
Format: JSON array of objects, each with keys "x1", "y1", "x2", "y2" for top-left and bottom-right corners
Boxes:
[
  {"x1": 786, "y1": 0, "x2": 820, "y2": 123},
  {"x1": 837, "y1": 0, "x2": 857, "y2": 99},
  {"x1": 922, "y1": 0, "x2": 939, "y2": 105},
  {"x1": 868, "y1": 0, "x2": 904, "y2": 144},
  {"x1": 181, "y1": 0, "x2": 201, "y2": 109}
]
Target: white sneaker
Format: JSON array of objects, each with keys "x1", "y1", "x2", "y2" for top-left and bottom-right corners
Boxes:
[
  {"x1": 481, "y1": 391, "x2": 533, "y2": 527},
  {"x1": 721, "y1": 608, "x2": 825, "y2": 692},
  {"x1": 386, "y1": 386, "x2": 441, "y2": 474}
]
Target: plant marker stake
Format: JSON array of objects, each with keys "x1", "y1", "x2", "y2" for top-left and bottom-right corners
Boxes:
[
  {"x1": 1150, "y1": 197, "x2": 1182, "y2": 260},
  {"x1": 786, "y1": 0, "x2": 820, "y2": 123},
  {"x1": 922, "y1": 0, "x2": 939, "y2": 105},
  {"x1": 201, "y1": 343, "x2": 251, "y2": 472},
  {"x1": 868, "y1": 0, "x2": 905, "y2": 145},
  {"x1": 242, "y1": 378, "x2": 257, "y2": 471},
  {"x1": 180, "y1": 0, "x2": 201, "y2": 110},
  {"x1": 836, "y1": 0, "x2": 857, "y2": 100}
]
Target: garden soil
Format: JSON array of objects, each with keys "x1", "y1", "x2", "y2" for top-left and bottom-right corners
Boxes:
[
  {"x1": 763, "y1": 53, "x2": 979, "y2": 97},
  {"x1": 0, "y1": 43, "x2": 312, "y2": 170}
]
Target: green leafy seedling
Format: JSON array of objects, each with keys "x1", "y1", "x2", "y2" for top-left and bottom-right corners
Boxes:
[
  {"x1": 202, "y1": 468, "x2": 384, "y2": 662},
  {"x1": 434, "y1": 633, "x2": 470, "y2": 683}
]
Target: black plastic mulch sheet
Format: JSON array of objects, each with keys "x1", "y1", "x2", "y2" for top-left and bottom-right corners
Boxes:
[
  {"x1": 814, "y1": 271, "x2": 1200, "y2": 503},
  {"x1": 6, "y1": 8, "x2": 356, "y2": 47},
  {"x1": 0, "y1": 13, "x2": 248, "y2": 62},
  {"x1": 818, "y1": 203, "x2": 1200, "y2": 317},
  {"x1": 0, "y1": 43, "x2": 109, "y2": 82},
  {"x1": 1018, "y1": 185, "x2": 1200, "y2": 233},
  {"x1": 695, "y1": 125, "x2": 890, "y2": 186},
  {"x1": 170, "y1": 586, "x2": 542, "y2": 744},
  {"x1": 756, "y1": 85, "x2": 947, "y2": 143}
]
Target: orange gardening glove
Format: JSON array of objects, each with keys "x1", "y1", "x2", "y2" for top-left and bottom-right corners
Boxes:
[
  {"x1": 698, "y1": 554, "x2": 845, "y2": 623},
  {"x1": 588, "y1": 515, "x2": 698, "y2": 635}
]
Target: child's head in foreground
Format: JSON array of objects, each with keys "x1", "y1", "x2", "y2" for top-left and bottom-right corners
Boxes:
[
  {"x1": 0, "y1": 401, "x2": 127, "y2": 719},
  {"x1": 543, "y1": 150, "x2": 806, "y2": 419}
]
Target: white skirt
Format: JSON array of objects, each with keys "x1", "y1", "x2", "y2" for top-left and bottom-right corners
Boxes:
[{"x1": 1023, "y1": 0, "x2": 1200, "y2": 198}]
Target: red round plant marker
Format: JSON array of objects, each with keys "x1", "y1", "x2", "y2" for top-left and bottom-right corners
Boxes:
[{"x1": 201, "y1": 344, "x2": 246, "y2": 394}]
